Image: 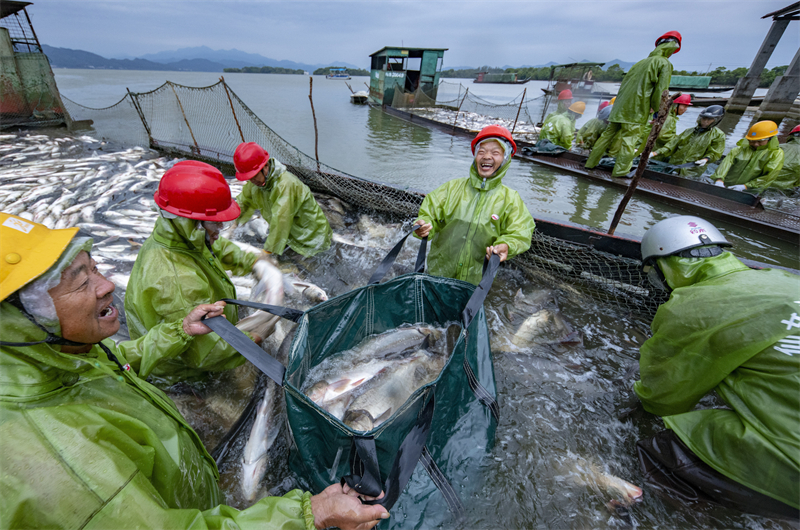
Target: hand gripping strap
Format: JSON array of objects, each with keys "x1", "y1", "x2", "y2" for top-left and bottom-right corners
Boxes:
[
  {"x1": 220, "y1": 298, "x2": 304, "y2": 322},
  {"x1": 368, "y1": 228, "x2": 428, "y2": 285},
  {"x1": 341, "y1": 392, "x2": 436, "y2": 510}
]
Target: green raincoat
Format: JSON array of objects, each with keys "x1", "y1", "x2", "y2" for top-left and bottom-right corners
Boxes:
[
  {"x1": 539, "y1": 112, "x2": 576, "y2": 149},
  {"x1": 577, "y1": 118, "x2": 607, "y2": 149},
  {"x1": 237, "y1": 159, "x2": 332, "y2": 257},
  {"x1": 416, "y1": 160, "x2": 535, "y2": 285},
  {"x1": 774, "y1": 136, "x2": 800, "y2": 190},
  {"x1": 634, "y1": 252, "x2": 800, "y2": 509},
  {"x1": 653, "y1": 121, "x2": 726, "y2": 178},
  {"x1": 125, "y1": 216, "x2": 258, "y2": 383},
  {"x1": 0, "y1": 302, "x2": 314, "y2": 530},
  {"x1": 585, "y1": 42, "x2": 676, "y2": 176},
  {"x1": 637, "y1": 108, "x2": 678, "y2": 154},
  {"x1": 711, "y1": 136, "x2": 785, "y2": 189}
]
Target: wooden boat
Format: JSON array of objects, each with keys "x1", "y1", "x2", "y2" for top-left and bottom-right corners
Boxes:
[{"x1": 474, "y1": 72, "x2": 531, "y2": 84}]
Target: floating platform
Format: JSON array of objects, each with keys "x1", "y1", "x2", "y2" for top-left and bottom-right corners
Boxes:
[{"x1": 382, "y1": 105, "x2": 800, "y2": 245}]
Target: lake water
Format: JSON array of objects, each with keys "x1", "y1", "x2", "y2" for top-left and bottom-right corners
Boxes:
[
  {"x1": 39, "y1": 69, "x2": 799, "y2": 530},
  {"x1": 54, "y1": 69, "x2": 796, "y2": 270}
]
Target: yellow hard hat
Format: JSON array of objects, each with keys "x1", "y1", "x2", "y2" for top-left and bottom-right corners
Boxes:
[
  {"x1": 568, "y1": 101, "x2": 586, "y2": 115},
  {"x1": 746, "y1": 120, "x2": 779, "y2": 141},
  {"x1": 0, "y1": 212, "x2": 78, "y2": 301},
  {"x1": 610, "y1": 97, "x2": 616, "y2": 105}
]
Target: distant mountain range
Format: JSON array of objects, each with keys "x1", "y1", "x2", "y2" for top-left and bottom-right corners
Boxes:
[{"x1": 43, "y1": 44, "x2": 636, "y2": 73}]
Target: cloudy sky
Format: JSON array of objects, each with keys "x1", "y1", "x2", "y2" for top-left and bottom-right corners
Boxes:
[{"x1": 29, "y1": 0, "x2": 799, "y2": 71}]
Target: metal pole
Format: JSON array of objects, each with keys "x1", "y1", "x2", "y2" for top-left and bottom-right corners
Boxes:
[
  {"x1": 608, "y1": 91, "x2": 679, "y2": 235},
  {"x1": 127, "y1": 87, "x2": 154, "y2": 148},
  {"x1": 511, "y1": 88, "x2": 526, "y2": 134},
  {"x1": 308, "y1": 77, "x2": 320, "y2": 170},
  {"x1": 170, "y1": 83, "x2": 201, "y2": 156},
  {"x1": 452, "y1": 87, "x2": 468, "y2": 132},
  {"x1": 220, "y1": 77, "x2": 245, "y2": 143}
]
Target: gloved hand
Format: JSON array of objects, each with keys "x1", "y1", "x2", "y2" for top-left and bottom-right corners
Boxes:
[
  {"x1": 729, "y1": 184, "x2": 747, "y2": 192},
  {"x1": 694, "y1": 158, "x2": 708, "y2": 167},
  {"x1": 648, "y1": 152, "x2": 658, "y2": 159},
  {"x1": 714, "y1": 180, "x2": 726, "y2": 187}
]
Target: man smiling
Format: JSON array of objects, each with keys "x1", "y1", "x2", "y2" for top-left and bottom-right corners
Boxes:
[{"x1": 414, "y1": 125, "x2": 535, "y2": 284}]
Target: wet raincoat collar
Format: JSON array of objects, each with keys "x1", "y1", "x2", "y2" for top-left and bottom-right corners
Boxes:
[
  {"x1": 469, "y1": 159, "x2": 511, "y2": 191},
  {"x1": 265, "y1": 158, "x2": 288, "y2": 187},
  {"x1": 651, "y1": 41, "x2": 680, "y2": 59},
  {"x1": 152, "y1": 215, "x2": 205, "y2": 252},
  {"x1": 742, "y1": 136, "x2": 779, "y2": 152},
  {"x1": 656, "y1": 251, "x2": 748, "y2": 290}
]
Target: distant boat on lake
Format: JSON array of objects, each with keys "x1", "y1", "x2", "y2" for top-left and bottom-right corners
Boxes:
[{"x1": 326, "y1": 67, "x2": 351, "y2": 80}]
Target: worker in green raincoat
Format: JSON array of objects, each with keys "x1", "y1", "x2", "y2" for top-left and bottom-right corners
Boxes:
[
  {"x1": 636, "y1": 93, "x2": 693, "y2": 154},
  {"x1": 711, "y1": 120, "x2": 785, "y2": 191},
  {"x1": 539, "y1": 101, "x2": 585, "y2": 149},
  {"x1": 577, "y1": 102, "x2": 611, "y2": 150},
  {"x1": 125, "y1": 162, "x2": 269, "y2": 385},
  {"x1": 234, "y1": 142, "x2": 332, "y2": 257},
  {"x1": 0, "y1": 212, "x2": 389, "y2": 530},
  {"x1": 554, "y1": 89, "x2": 573, "y2": 114},
  {"x1": 414, "y1": 125, "x2": 535, "y2": 285},
  {"x1": 650, "y1": 105, "x2": 726, "y2": 178},
  {"x1": 773, "y1": 125, "x2": 800, "y2": 190},
  {"x1": 585, "y1": 31, "x2": 680, "y2": 177},
  {"x1": 633, "y1": 215, "x2": 799, "y2": 519}
]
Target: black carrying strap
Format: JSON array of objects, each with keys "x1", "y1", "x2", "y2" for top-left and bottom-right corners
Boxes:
[
  {"x1": 202, "y1": 314, "x2": 286, "y2": 386},
  {"x1": 368, "y1": 228, "x2": 427, "y2": 285},
  {"x1": 220, "y1": 298, "x2": 304, "y2": 323},
  {"x1": 341, "y1": 393, "x2": 436, "y2": 510}
]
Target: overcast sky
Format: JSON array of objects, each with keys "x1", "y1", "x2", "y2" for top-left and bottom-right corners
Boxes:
[{"x1": 29, "y1": 0, "x2": 799, "y2": 71}]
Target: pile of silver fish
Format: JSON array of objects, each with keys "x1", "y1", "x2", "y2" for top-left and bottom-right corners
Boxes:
[
  {"x1": 302, "y1": 324, "x2": 459, "y2": 432},
  {"x1": 408, "y1": 107, "x2": 541, "y2": 143}
]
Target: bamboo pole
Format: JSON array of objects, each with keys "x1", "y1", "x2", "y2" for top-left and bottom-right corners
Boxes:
[
  {"x1": 511, "y1": 88, "x2": 526, "y2": 134},
  {"x1": 127, "y1": 87, "x2": 154, "y2": 147},
  {"x1": 308, "y1": 77, "x2": 320, "y2": 170},
  {"x1": 452, "y1": 87, "x2": 469, "y2": 132},
  {"x1": 220, "y1": 77, "x2": 245, "y2": 143},
  {"x1": 607, "y1": 91, "x2": 680, "y2": 235},
  {"x1": 170, "y1": 83, "x2": 200, "y2": 155}
]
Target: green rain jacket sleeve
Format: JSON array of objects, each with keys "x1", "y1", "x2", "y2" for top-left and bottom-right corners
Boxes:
[
  {"x1": 264, "y1": 173, "x2": 303, "y2": 255},
  {"x1": 213, "y1": 236, "x2": 259, "y2": 276},
  {"x1": 118, "y1": 319, "x2": 192, "y2": 377},
  {"x1": 577, "y1": 119, "x2": 605, "y2": 148}
]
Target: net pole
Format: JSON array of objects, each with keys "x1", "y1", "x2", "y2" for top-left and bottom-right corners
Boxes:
[
  {"x1": 607, "y1": 91, "x2": 678, "y2": 235},
  {"x1": 452, "y1": 87, "x2": 468, "y2": 132},
  {"x1": 511, "y1": 88, "x2": 526, "y2": 134},
  {"x1": 169, "y1": 82, "x2": 200, "y2": 155},
  {"x1": 127, "y1": 88, "x2": 154, "y2": 147},
  {"x1": 308, "y1": 77, "x2": 320, "y2": 171},
  {"x1": 220, "y1": 77, "x2": 245, "y2": 143}
]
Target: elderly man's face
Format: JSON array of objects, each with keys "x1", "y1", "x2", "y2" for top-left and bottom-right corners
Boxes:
[
  {"x1": 48, "y1": 251, "x2": 119, "y2": 351},
  {"x1": 475, "y1": 140, "x2": 505, "y2": 178}
]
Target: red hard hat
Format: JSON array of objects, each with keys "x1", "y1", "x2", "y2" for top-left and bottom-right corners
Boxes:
[
  {"x1": 558, "y1": 89, "x2": 573, "y2": 100},
  {"x1": 655, "y1": 31, "x2": 682, "y2": 53},
  {"x1": 234, "y1": 142, "x2": 270, "y2": 181},
  {"x1": 154, "y1": 161, "x2": 240, "y2": 222},
  {"x1": 471, "y1": 125, "x2": 517, "y2": 156},
  {"x1": 598, "y1": 101, "x2": 610, "y2": 112},
  {"x1": 674, "y1": 94, "x2": 693, "y2": 106},
  {"x1": 791, "y1": 125, "x2": 800, "y2": 135}
]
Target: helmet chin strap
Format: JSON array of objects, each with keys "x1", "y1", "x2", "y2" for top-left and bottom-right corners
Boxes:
[{"x1": 0, "y1": 295, "x2": 127, "y2": 372}]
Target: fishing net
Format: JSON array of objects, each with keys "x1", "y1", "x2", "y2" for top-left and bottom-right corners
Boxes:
[
  {"x1": 389, "y1": 81, "x2": 550, "y2": 144},
  {"x1": 63, "y1": 78, "x2": 666, "y2": 320},
  {"x1": 62, "y1": 94, "x2": 149, "y2": 147}
]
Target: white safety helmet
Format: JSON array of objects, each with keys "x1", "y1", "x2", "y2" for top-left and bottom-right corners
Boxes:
[{"x1": 641, "y1": 216, "x2": 731, "y2": 265}]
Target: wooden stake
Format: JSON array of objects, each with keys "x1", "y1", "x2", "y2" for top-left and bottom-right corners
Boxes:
[
  {"x1": 220, "y1": 76, "x2": 245, "y2": 143},
  {"x1": 453, "y1": 87, "x2": 469, "y2": 132},
  {"x1": 607, "y1": 91, "x2": 680, "y2": 235},
  {"x1": 512, "y1": 88, "x2": 526, "y2": 134},
  {"x1": 170, "y1": 83, "x2": 200, "y2": 156},
  {"x1": 308, "y1": 77, "x2": 320, "y2": 170}
]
